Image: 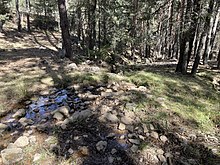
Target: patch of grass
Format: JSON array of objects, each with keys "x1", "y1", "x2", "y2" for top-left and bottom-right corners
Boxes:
[{"x1": 123, "y1": 70, "x2": 220, "y2": 132}]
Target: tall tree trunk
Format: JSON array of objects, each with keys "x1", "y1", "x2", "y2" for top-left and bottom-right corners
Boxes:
[
  {"x1": 203, "y1": 0, "x2": 215, "y2": 65},
  {"x1": 26, "y1": 0, "x2": 30, "y2": 32},
  {"x1": 191, "y1": 30, "x2": 206, "y2": 75},
  {"x1": 210, "y1": 3, "x2": 220, "y2": 53},
  {"x1": 176, "y1": 0, "x2": 187, "y2": 74},
  {"x1": 217, "y1": 48, "x2": 220, "y2": 69},
  {"x1": 16, "y1": 0, "x2": 21, "y2": 32},
  {"x1": 58, "y1": 0, "x2": 72, "y2": 58},
  {"x1": 88, "y1": 0, "x2": 97, "y2": 50}
]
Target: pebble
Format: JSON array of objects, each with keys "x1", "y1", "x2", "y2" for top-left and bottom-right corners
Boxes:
[
  {"x1": 33, "y1": 153, "x2": 41, "y2": 162},
  {"x1": 118, "y1": 123, "x2": 126, "y2": 130},
  {"x1": 79, "y1": 146, "x2": 89, "y2": 156},
  {"x1": 160, "y1": 135, "x2": 168, "y2": 143},
  {"x1": 53, "y1": 112, "x2": 64, "y2": 121},
  {"x1": 150, "y1": 131, "x2": 159, "y2": 139},
  {"x1": 129, "y1": 139, "x2": 140, "y2": 145},
  {"x1": 96, "y1": 141, "x2": 107, "y2": 152},
  {"x1": 1, "y1": 148, "x2": 23, "y2": 164},
  {"x1": 111, "y1": 148, "x2": 117, "y2": 154},
  {"x1": 108, "y1": 156, "x2": 114, "y2": 164},
  {"x1": 105, "y1": 113, "x2": 119, "y2": 123},
  {"x1": 156, "y1": 149, "x2": 164, "y2": 155},
  {"x1": 68, "y1": 148, "x2": 74, "y2": 154},
  {"x1": 14, "y1": 136, "x2": 29, "y2": 148},
  {"x1": 157, "y1": 155, "x2": 166, "y2": 162},
  {"x1": 130, "y1": 145, "x2": 138, "y2": 153}
]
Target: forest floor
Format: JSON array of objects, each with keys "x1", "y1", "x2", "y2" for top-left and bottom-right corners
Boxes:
[{"x1": 0, "y1": 25, "x2": 220, "y2": 165}]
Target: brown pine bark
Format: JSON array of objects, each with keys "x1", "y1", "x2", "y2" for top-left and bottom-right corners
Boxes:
[{"x1": 58, "y1": 0, "x2": 72, "y2": 58}]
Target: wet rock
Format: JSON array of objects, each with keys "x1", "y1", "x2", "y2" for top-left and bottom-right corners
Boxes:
[
  {"x1": 0, "y1": 123, "x2": 8, "y2": 132},
  {"x1": 14, "y1": 136, "x2": 29, "y2": 148},
  {"x1": 53, "y1": 112, "x2": 64, "y2": 121},
  {"x1": 12, "y1": 109, "x2": 26, "y2": 118},
  {"x1": 150, "y1": 131, "x2": 159, "y2": 139},
  {"x1": 118, "y1": 123, "x2": 126, "y2": 130},
  {"x1": 129, "y1": 139, "x2": 140, "y2": 145},
  {"x1": 130, "y1": 145, "x2": 139, "y2": 153},
  {"x1": 96, "y1": 141, "x2": 107, "y2": 152},
  {"x1": 105, "y1": 113, "x2": 119, "y2": 123},
  {"x1": 157, "y1": 155, "x2": 166, "y2": 162},
  {"x1": 160, "y1": 135, "x2": 168, "y2": 143},
  {"x1": 33, "y1": 153, "x2": 41, "y2": 162},
  {"x1": 1, "y1": 148, "x2": 23, "y2": 165}
]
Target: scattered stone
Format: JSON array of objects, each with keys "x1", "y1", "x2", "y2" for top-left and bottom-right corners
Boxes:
[
  {"x1": 128, "y1": 133, "x2": 137, "y2": 138},
  {"x1": 118, "y1": 123, "x2": 126, "y2": 130},
  {"x1": 105, "y1": 113, "x2": 119, "y2": 123},
  {"x1": 111, "y1": 148, "x2": 117, "y2": 154},
  {"x1": 29, "y1": 136, "x2": 37, "y2": 144},
  {"x1": 70, "y1": 109, "x2": 92, "y2": 122},
  {"x1": 12, "y1": 109, "x2": 26, "y2": 118},
  {"x1": 1, "y1": 148, "x2": 23, "y2": 165},
  {"x1": 156, "y1": 149, "x2": 164, "y2": 155},
  {"x1": 108, "y1": 156, "x2": 114, "y2": 164},
  {"x1": 53, "y1": 112, "x2": 64, "y2": 121},
  {"x1": 129, "y1": 139, "x2": 140, "y2": 145},
  {"x1": 189, "y1": 134, "x2": 197, "y2": 141},
  {"x1": 149, "y1": 124, "x2": 155, "y2": 131},
  {"x1": 107, "y1": 133, "x2": 116, "y2": 138},
  {"x1": 126, "y1": 125, "x2": 134, "y2": 132},
  {"x1": 0, "y1": 123, "x2": 7, "y2": 132},
  {"x1": 139, "y1": 135, "x2": 145, "y2": 140},
  {"x1": 79, "y1": 146, "x2": 89, "y2": 156},
  {"x1": 19, "y1": 118, "x2": 34, "y2": 126},
  {"x1": 67, "y1": 63, "x2": 78, "y2": 70},
  {"x1": 68, "y1": 148, "x2": 74, "y2": 155},
  {"x1": 7, "y1": 143, "x2": 17, "y2": 149},
  {"x1": 130, "y1": 145, "x2": 139, "y2": 153},
  {"x1": 33, "y1": 153, "x2": 41, "y2": 162},
  {"x1": 96, "y1": 141, "x2": 107, "y2": 152},
  {"x1": 121, "y1": 116, "x2": 133, "y2": 125},
  {"x1": 157, "y1": 155, "x2": 166, "y2": 162},
  {"x1": 14, "y1": 136, "x2": 29, "y2": 148},
  {"x1": 150, "y1": 131, "x2": 159, "y2": 139},
  {"x1": 120, "y1": 135, "x2": 125, "y2": 140},
  {"x1": 74, "y1": 136, "x2": 79, "y2": 140},
  {"x1": 125, "y1": 103, "x2": 136, "y2": 111},
  {"x1": 160, "y1": 135, "x2": 168, "y2": 143},
  {"x1": 56, "y1": 106, "x2": 70, "y2": 117},
  {"x1": 142, "y1": 124, "x2": 149, "y2": 133}
]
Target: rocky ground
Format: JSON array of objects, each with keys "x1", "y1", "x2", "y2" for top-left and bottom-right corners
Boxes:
[{"x1": 0, "y1": 80, "x2": 220, "y2": 165}]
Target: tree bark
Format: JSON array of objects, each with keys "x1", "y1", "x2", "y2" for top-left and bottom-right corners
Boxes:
[
  {"x1": 217, "y1": 48, "x2": 220, "y2": 69},
  {"x1": 16, "y1": 0, "x2": 21, "y2": 32},
  {"x1": 58, "y1": 0, "x2": 72, "y2": 58},
  {"x1": 203, "y1": 0, "x2": 215, "y2": 65},
  {"x1": 26, "y1": 0, "x2": 30, "y2": 32}
]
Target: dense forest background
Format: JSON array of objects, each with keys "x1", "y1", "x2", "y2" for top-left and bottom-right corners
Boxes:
[{"x1": 0, "y1": 0, "x2": 220, "y2": 73}]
